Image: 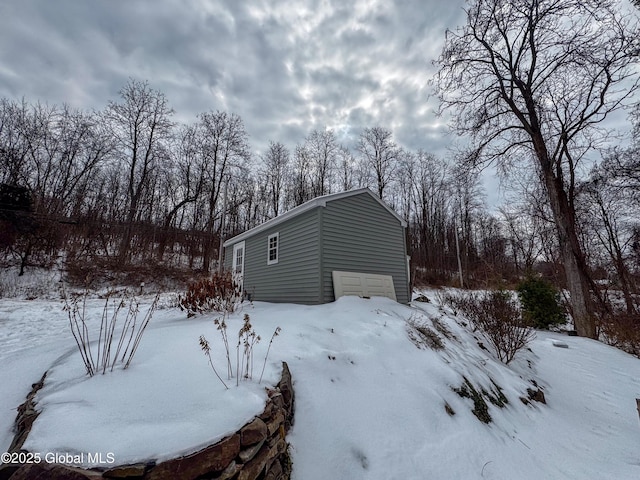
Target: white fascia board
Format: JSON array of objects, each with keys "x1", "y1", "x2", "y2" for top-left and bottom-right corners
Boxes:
[{"x1": 222, "y1": 188, "x2": 406, "y2": 247}]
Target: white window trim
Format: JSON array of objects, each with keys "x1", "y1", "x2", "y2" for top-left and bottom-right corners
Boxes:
[
  {"x1": 267, "y1": 232, "x2": 279, "y2": 265},
  {"x1": 232, "y1": 241, "x2": 245, "y2": 276}
]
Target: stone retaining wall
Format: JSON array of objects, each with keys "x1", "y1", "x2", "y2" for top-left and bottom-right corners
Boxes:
[{"x1": 0, "y1": 362, "x2": 294, "y2": 480}]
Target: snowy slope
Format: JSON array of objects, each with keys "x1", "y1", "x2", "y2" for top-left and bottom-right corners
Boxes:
[{"x1": 1, "y1": 292, "x2": 639, "y2": 479}]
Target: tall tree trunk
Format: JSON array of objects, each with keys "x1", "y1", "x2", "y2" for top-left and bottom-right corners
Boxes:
[
  {"x1": 539, "y1": 156, "x2": 596, "y2": 338},
  {"x1": 559, "y1": 236, "x2": 595, "y2": 337},
  {"x1": 118, "y1": 201, "x2": 137, "y2": 264}
]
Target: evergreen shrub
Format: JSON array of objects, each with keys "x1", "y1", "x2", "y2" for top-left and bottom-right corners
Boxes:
[{"x1": 516, "y1": 276, "x2": 566, "y2": 329}]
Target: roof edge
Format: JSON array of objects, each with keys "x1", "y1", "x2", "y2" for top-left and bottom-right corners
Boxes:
[{"x1": 223, "y1": 188, "x2": 406, "y2": 247}]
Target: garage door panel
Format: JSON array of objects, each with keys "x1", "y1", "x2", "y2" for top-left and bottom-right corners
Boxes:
[
  {"x1": 342, "y1": 275, "x2": 364, "y2": 286},
  {"x1": 332, "y1": 270, "x2": 397, "y2": 301}
]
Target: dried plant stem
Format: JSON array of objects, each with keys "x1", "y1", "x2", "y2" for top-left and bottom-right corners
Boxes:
[
  {"x1": 199, "y1": 335, "x2": 228, "y2": 389},
  {"x1": 215, "y1": 316, "x2": 233, "y2": 379},
  {"x1": 259, "y1": 327, "x2": 281, "y2": 384},
  {"x1": 200, "y1": 313, "x2": 281, "y2": 388},
  {"x1": 124, "y1": 295, "x2": 158, "y2": 369},
  {"x1": 236, "y1": 337, "x2": 241, "y2": 387},
  {"x1": 207, "y1": 352, "x2": 229, "y2": 389}
]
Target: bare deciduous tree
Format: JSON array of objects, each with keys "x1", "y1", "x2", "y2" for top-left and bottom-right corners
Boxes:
[
  {"x1": 105, "y1": 79, "x2": 174, "y2": 263},
  {"x1": 410, "y1": 151, "x2": 452, "y2": 282},
  {"x1": 305, "y1": 128, "x2": 337, "y2": 197},
  {"x1": 336, "y1": 145, "x2": 357, "y2": 191},
  {"x1": 582, "y1": 159, "x2": 639, "y2": 315},
  {"x1": 156, "y1": 124, "x2": 207, "y2": 261},
  {"x1": 198, "y1": 111, "x2": 250, "y2": 272},
  {"x1": 357, "y1": 126, "x2": 398, "y2": 201},
  {"x1": 394, "y1": 149, "x2": 416, "y2": 222},
  {"x1": 261, "y1": 141, "x2": 290, "y2": 217},
  {"x1": 0, "y1": 99, "x2": 31, "y2": 186},
  {"x1": 434, "y1": 0, "x2": 640, "y2": 337},
  {"x1": 288, "y1": 143, "x2": 312, "y2": 207}
]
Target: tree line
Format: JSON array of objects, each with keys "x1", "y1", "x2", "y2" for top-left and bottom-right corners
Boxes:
[
  {"x1": 2, "y1": 79, "x2": 637, "y2": 305},
  {"x1": 1, "y1": 78, "x2": 638, "y2": 302},
  {"x1": 0, "y1": 80, "x2": 517, "y2": 287},
  {"x1": 1, "y1": 0, "x2": 639, "y2": 343}
]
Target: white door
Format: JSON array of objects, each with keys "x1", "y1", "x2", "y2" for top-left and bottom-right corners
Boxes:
[{"x1": 232, "y1": 241, "x2": 245, "y2": 289}]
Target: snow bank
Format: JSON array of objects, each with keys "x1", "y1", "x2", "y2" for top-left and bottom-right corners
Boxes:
[{"x1": 1, "y1": 293, "x2": 639, "y2": 479}]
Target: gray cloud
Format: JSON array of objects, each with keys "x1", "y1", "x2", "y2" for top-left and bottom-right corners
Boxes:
[{"x1": 0, "y1": 0, "x2": 467, "y2": 157}]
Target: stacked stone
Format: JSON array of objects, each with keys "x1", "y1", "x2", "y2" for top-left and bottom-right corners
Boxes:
[{"x1": 1, "y1": 362, "x2": 295, "y2": 480}]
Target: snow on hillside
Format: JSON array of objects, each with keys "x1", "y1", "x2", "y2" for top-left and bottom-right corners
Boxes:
[{"x1": 1, "y1": 291, "x2": 639, "y2": 479}]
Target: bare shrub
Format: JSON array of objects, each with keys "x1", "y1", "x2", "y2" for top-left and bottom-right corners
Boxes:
[
  {"x1": 64, "y1": 291, "x2": 158, "y2": 376},
  {"x1": 452, "y1": 290, "x2": 535, "y2": 364},
  {"x1": 437, "y1": 290, "x2": 472, "y2": 315},
  {"x1": 179, "y1": 271, "x2": 242, "y2": 317},
  {"x1": 600, "y1": 313, "x2": 640, "y2": 357}
]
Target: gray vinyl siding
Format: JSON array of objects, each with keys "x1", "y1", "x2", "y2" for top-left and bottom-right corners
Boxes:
[
  {"x1": 320, "y1": 193, "x2": 410, "y2": 304},
  {"x1": 223, "y1": 189, "x2": 409, "y2": 305},
  {"x1": 228, "y1": 209, "x2": 321, "y2": 304}
]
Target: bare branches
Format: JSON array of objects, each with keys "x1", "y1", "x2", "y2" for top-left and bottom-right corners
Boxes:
[
  {"x1": 440, "y1": 290, "x2": 535, "y2": 364},
  {"x1": 64, "y1": 291, "x2": 158, "y2": 377},
  {"x1": 105, "y1": 79, "x2": 174, "y2": 262},
  {"x1": 261, "y1": 141, "x2": 290, "y2": 217},
  {"x1": 197, "y1": 110, "x2": 250, "y2": 271},
  {"x1": 434, "y1": 0, "x2": 640, "y2": 338},
  {"x1": 434, "y1": 0, "x2": 640, "y2": 169},
  {"x1": 357, "y1": 126, "x2": 399, "y2": 200}
]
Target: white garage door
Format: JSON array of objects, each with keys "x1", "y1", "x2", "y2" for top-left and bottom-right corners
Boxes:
[{"x1": 332, "y1": 270, "x2": 397, "y2": 301}]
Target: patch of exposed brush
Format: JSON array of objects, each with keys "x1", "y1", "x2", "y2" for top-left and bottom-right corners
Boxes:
[
  {"x1": 407, "y1": 326, "x2": 444, "y2": 350},
  {"x1": 438, "y1": 290, "x2": 535, "y2": 364},
  {"x1": 520, "y1": 384, "x2": 546, "y2": 406},
  {"x1": 483, "y1": 380, "x2": 509, "y2": 408},
  {"x1": 407, "y1": 313, "x2": 447, "y2": 350},
  {"x1": 431, "y1": 316, "x2": 456, "y2": 341},
  {"x1": 452, "y1": 376, "x2": 509, "y2": 424},
  {"x1": 444, "y1": 402, "x2": 456, "y2": 416},
  {"x1": 407, "y1": 314, "x2": 445, "y2": 350}
]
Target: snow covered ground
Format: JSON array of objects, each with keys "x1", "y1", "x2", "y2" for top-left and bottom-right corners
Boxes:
[{"x1": 1, "y1": 289, "x2": 639, "y2": 479}]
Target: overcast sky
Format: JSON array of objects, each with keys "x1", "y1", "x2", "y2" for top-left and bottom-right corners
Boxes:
[{"x1": 0, "y1": 0, "x2": 466, "y2": 158}]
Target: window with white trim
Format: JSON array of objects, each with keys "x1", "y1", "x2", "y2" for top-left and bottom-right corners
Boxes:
[
  {"x1": 234, "y1": 243, "x2": 244, "y2": 274},
  {"x1": 267, "y1": 233, "x2": 279, "y2": 265}
]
